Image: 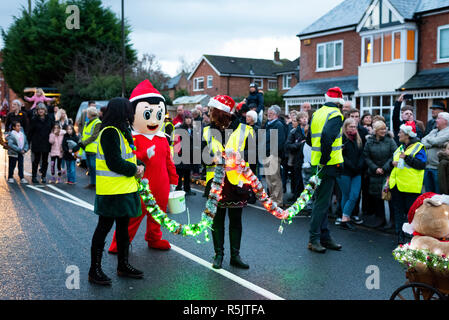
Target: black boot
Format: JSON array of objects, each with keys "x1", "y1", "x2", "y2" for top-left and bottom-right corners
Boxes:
[
  {"x1": 229, "y1": 228, "x2": 249, "y2": 269},
  {"x1": 88, "y1": 244, "x2": 112, "y2": 286},
  {"x1": 117, "y1": 242, "x2": 144, "y2": 279},
  {"x1": 211, "y1": 226, "x2": 225, "y2": 269}
]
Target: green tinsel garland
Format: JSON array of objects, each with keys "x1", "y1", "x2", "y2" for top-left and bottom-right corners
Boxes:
[{"x1": 393, "y1": 243, "x2": 449, "y2": 273}]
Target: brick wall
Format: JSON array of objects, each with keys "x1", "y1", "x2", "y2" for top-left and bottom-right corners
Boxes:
[
  {"x1": 189, "y1": 59, "x2": 220, "y2": 96},
  {"x1": 418, "y1": 11, "x2": 449, "y2": 71},
  {"x1": 300, "y1": 30, "x2": 361, "y2": 81}
]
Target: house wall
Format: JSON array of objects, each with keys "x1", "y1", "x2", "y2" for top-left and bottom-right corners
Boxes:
[
  {"x1": 418, "y1": 11, "x2": 449, "y2": 71},
  {"x1": 188, "y1": 59, "x2": 220, "y2": 96},
  {"x1": 299, "y1": 30, "x2": 361, "y2": 81}
]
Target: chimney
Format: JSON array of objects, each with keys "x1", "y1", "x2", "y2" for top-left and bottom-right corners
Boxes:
[{"x1": 274, "y1": 48, "x2": 280, "y2": 62}]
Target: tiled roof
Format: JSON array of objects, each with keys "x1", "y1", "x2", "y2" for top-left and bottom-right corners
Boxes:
[
  {"x1": 298, "y1": 0, "x2": 372, "y2": 37},
  {"x1": 415, "y1": 0, "x2": 449, "y2": 13},
  {"x1": 283, "y1": 75, "x2": 358, "y2": 97},
  {"x1": 203, "y1": 55, "x2": 299, "y2": 78},
  {"x1": 298, "y1": 0, "x2": 449, "y2": 37},
  {"x1": 163, "y1": 73, "x2": 183, "y2": 90},
  {"x1": 399, "y1": 68, "x2": 449, "y2": 90}
]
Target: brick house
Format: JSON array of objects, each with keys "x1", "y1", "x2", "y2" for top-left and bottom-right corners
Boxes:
[
  {"x1": 284, "y1": 0, "x2": 449, "y2": 128},
  {"x1": 161, "y1": 72, "x2": 189, "y2": 101},
  {"x1": 187, "y1": 49, "x2": 299, "y2": 100}
]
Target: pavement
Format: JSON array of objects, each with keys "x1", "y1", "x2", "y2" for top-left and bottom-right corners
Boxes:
[{"x1": 0, "y1": 147, "x2": 407, "y2": 300}]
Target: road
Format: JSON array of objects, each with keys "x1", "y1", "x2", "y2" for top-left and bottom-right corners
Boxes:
[{"x1": 0, "y1": 147, "x2": 406, "y2": 300}]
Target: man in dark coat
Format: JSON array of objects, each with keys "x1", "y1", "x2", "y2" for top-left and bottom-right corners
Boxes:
[
  {"x1": 425, "y1": 103, "x2": 447, "y2": 136},
  {"x1": 263, "y1": 105, "x2": 287, "y2": 208},
  {"x1": 246, "y1": 83, "x2": 264, "y2": 124}
]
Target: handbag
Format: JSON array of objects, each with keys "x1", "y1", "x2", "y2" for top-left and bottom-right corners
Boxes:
[{"x1": 381, "y1": 176, "x2": 391, "y2": 201}]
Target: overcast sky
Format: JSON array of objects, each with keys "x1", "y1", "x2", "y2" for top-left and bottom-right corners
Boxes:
[{"x1": 0, "y1": 0, "x2": 344, "y2": 77}]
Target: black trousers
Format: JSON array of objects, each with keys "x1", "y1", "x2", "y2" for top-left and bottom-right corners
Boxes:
[
  {"x1": 390, "y1": 187, "x2": 419, "y2": 235},
  {"x1": 176, "y1": 167, "x2": 192, "y2": 192},
  {"x1": 50, "y1": 156, "x2": 62, "y2": 176},
  {"x1": 212, "y1": 207, "x2": 243, "y2": 256},
  {"x1": 92, "y1": 215, "x2": 130, "y2": 249},
  {"x1": 8, "y1": 154, "x2": 24, "y2": 179},
  {"x1": 309, "y1": 174, "x2": 334, "y2": 243},
  {"x1": 32, "y1": 151, "x2": 49, "y2": 178}
]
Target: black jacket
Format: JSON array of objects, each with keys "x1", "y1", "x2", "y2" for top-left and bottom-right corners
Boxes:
[
  {"x1": 27, "y1": 115, "x2": 54, "y2": 153},
  {"x1": 5, "y1": 111, "x2": 29, "y2": 134},
  {"x1": 246, "y1": 91, "x2": 264, "y2": 114},
  {"x1": 285, "y1": 126, "x2": 306, "y2": 168},
  {"x1": 62, "y1": 133, "x2": 80, "y2": 161},
  {"x1": 341, "y1": 135, "x2": 364, "y2": 177},
  {"x1": 175, "y1": 123, "x2": 194, "y2": 170},
  {"x1": 392, "y1": 100, "x2": 423, "y2": 144},
  {"x1": 264, "y1": 118, "x2": 287, "y2": 158}
]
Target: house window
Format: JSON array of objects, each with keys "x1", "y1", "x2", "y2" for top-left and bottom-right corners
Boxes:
[
  {"x1": 193, "y1": 77, "x2": 204, "y2": 91},
  {"x1": 316, "y1": 40, "x2": 343, "y2": 71},
  {"x1": 282, "y1": 74, "x2": 292, "y2": 89},
  {"x1": 207, "y1": 75, "x2": 213, "y2": 88},
  {"x1": 268, "y1": 80, "x2": 278, "y2": 91},
  {"x1": 438, "y1": 25, "x2": 449, "y2": 63},
  {"x1": 253, "y1": 78, "x2": 263, "y2": 89},
  {"x1": 362, "y1": 29, "x2": 413, "y2": 64}
]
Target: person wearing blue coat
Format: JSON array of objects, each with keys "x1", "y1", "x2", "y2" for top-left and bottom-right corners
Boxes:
[{"x1": 6, "y1": 121, "x2": 29, "y2": 183}]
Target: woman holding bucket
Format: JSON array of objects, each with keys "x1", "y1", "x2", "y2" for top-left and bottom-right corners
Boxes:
[{"x1": 202, "y1": 95, "x2": 255, "y2": 270}]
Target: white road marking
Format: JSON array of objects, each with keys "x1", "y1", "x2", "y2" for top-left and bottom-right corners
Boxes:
[
  {"x1": 26, "y1": 185, "x2": 94, "y2": 211},
  {"x1": 171, "y1": 244, "x2": 285, "y2": 300},
  {"x1": 25, "y1": 183, "x2": 285, "y2": 300},
  {"x1": 46, "y1": 184, "x2": 93, "y2": 208}
]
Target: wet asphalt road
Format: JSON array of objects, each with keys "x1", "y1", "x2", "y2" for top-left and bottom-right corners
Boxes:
[{"x1": 0, "y1": 148, "x2": 406, "y2": 300}]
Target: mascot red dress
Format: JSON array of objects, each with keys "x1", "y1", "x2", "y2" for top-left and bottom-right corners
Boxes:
[{"x1": 109, "y1": 80, "x2": 178, "y2": 252}]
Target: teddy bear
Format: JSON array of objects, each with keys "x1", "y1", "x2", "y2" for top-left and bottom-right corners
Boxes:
[
  {"x1": 402, "y1": 192, "x2": 449, "y2": 272},
  {"x1": 108, "y1": 79, "x2": 179, "y2": 253}
]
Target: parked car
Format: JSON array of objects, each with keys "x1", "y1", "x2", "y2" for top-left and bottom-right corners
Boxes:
[{"x1": 74, "y1": 100, "x2": 109, "y2": 133}]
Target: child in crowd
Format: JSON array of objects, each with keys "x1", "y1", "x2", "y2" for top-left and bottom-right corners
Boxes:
[
  {"x1": 6, "y1": 121, "x2": 29, "y2": 183},
  {"x1": 62, "y1": 125, "x2": 80, "y2": 185},
  {"x1": 49, "y1": 124, "x2": 65, "y2": 183}
]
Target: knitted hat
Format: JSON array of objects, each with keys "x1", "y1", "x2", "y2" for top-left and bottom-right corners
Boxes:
[
  {"x1": 129, "y1": 79, "x2": 165, "y2": 102},
  {"x1": 208, "y1": 95, "x2": 235, "y2": 114},
  {"x1": 400, "y1": 120, "x2": 417, "y2": 138},
  {"x1": 325, "y1": 87, "x2": 345, "y2": 105}
]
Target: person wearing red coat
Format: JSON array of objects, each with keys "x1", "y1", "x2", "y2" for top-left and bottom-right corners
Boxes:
[{"x1": 109, "y1": 80, "x2": 178, "y2": 252}]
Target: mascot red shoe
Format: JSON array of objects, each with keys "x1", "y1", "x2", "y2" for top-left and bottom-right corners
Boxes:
[{"x1": 109, "y1": 80, "x2": 178, "y2": 252}]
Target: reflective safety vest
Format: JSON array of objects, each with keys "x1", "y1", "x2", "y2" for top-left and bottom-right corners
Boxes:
[
  {"x1": 82, "y1": 118, "x2": 102, "y2": 153},
  {"x1": 389, "y1": 142, "x2": 425, "y2": 194},
  {"x1": 203, "y1": 123, "x2": 254, "y2": 185},
  {"x1": 310, "y1": 105, "x2": 344, "y2": 166},
  {"x1": 96, "y1": 126, "x2": 138, "y2": 195}
]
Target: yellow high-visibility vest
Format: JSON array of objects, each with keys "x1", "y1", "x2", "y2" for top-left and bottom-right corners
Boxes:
[
  {"x1": 82, "y1": 118, "x2": 102, "y2": 153},
  {"x1": 310, "y1": 105, "x2": 343, "y2": 166},
  {"x1": 203, "y1": 123, "x2": 254, "y2": 185},
  {"x1": 389, "y1": 142, "x2": 425, "y2": 193},
  {"x1": 96, "y1": 126, "x2": 138, "y2": 195}
]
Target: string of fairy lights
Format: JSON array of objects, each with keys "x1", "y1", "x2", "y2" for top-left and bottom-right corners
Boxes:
[{"x1": 138, "y1": 150, "x2": 321, "y2": 242}]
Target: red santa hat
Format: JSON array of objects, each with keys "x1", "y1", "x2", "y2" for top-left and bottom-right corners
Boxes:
[
  {"x1": 208, "y1": 95, "x2": 235, "y2": 114},
  {"x1": 325, "y1": 87, "x2": 345, "y2": 105},
  {"x1": 400, "y1": 121, "x2": 417, "y2": 138},
  {"x1": 129, "y1": 79, "x2": 165, "y2": 102},
  {"x1": 407, "y1": 192, "x2": 437, "y2": 224}
]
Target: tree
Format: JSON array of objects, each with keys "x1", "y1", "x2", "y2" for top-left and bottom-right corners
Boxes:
[
  {"x1": 263, "y1": 90, "x2": 284, "y2": 108},
  {"x1": 1, "y1": 0, "x2": 136, "y2": 95}
]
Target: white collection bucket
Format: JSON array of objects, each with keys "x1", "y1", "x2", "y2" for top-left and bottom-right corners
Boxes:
[{"x1": 167, "y1": 190, "x2": 186, "y2": 214}]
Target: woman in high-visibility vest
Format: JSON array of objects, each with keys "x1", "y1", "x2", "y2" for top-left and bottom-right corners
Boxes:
[
  {"x1": 389, "y1": 121, "x2": 427, "y2": 245},
  {"x1": 89, "y1": 98, "x2": 145, "y2": 286},
  {"x1": 202, "y1": 95, "x2": 254, "y2": 270}
]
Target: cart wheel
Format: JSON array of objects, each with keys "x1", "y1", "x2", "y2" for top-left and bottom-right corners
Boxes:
[{"x1": 390, "y1": 282, "x2": 445, "y2": 300}]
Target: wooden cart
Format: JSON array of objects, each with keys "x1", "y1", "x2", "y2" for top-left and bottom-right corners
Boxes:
[{"x1": 390, "y1": 268, "x2": 449, "y2": 300}]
